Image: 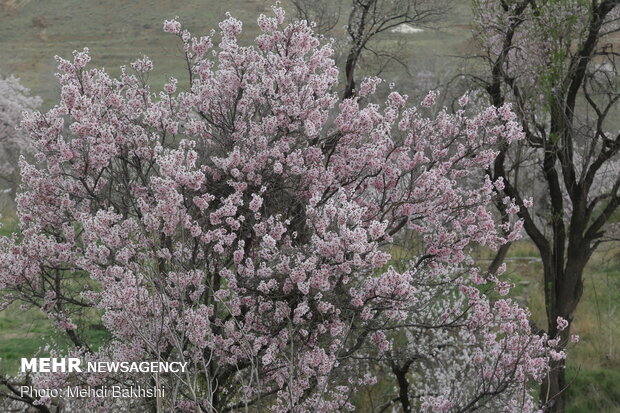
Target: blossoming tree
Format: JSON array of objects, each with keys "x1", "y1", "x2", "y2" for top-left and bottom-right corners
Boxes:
[{"x1": 0, "y1": 7, "x2": 564, "y2": 412}]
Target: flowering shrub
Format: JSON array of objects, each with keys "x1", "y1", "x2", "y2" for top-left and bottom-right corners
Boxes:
[{"x1": 0, "y1": 7, "x2": 563, "y2": 412}]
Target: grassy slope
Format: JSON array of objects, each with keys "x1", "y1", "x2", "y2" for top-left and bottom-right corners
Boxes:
[
  {"x1": 0, "y1": 0, "x2": 473, "y2": 107},
  {"x1": 0, "y1": 0, "x2": 271, "y2": 106}
]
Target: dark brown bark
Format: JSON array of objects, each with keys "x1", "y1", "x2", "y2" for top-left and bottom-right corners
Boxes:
[
  {"x1": 538, "y1": 254, "x2": 586, "y2": 412},
  {"x1": 389, "y1": 358, "x2": 414, "y2": 413},
  {"x1": 289, "y1": 0, "x2": 453, "y2": 100},
  {"x1": 0, "y1": 377, "x2": 54, "y2": 413},
  {"x1": 343, "y1": 49, "x2": 361, "y2": 100},
  {"x1": 487, "y1": 241, "x2": 511, "y2": 275}
]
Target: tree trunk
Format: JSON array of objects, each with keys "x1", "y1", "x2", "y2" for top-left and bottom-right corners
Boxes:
[
  {"x1": 343, "y1": 49, "x2": 359, "y2": 100},
  {"x1": 390, "y1": 360, "x2": 412, "y2": 413},
  {"x1": 540, "y1": 330, "x2": 568, "y2": 413},
  {"x1": 539, "y1": 253, "x2": 586, "y2": 413},
  {"x1": 487, "y1": 241, "x2": 512, "y2": 275}
]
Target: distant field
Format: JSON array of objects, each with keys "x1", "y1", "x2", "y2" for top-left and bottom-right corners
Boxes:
[
  {"x1": 0, "y1": 0, "x2": 474, "y2": 108},
  {"x1": 0, "y1": 0, "x2": 266, "y2": 106}
]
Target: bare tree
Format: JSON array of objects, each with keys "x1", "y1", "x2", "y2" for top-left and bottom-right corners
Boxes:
[
  {"x1": 472, "y1": 1, "x2": 620, "y2": 412},
  {"x1": 289, "y1": 0, "x2": 341, "y2": 34},
  {"x1": 290, "y1": 0, "x2": 453, "y2": 98}
]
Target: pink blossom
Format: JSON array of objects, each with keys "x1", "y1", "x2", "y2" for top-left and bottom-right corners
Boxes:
[
  {"x1": 556, "y1": 316, "x2": 569, "y2": 331},
  {"x1": 163, "y1": 18, "x2": 181, "y2": 34}
]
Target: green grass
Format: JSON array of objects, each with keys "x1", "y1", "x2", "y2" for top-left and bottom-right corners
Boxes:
[
  {"x1": 499, "y1": 243, "x2": 620, "y2": 412},
  {"x1": 0, "y1": 216, "x2": 110, "y2": 375},
  {"x1": 0, "y1": 306, "x2": 52, "y2": 374},
  {"x1": 0, "y1": 0, "x2": 274, "y2": 107},
  {"x1": 0, "y1": 301, "x2": 111, "y2": 375},
  {"x1": 566, "y1": 366, "x2": 620, "y2": 413},
  {"x1": 0, "y1": 221, "x2": 17, "y2": 237}
]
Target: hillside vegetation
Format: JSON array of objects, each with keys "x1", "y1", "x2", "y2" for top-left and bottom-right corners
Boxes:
[{"x1": 0, "y1": 0, "x2": 473, "y2": 106}]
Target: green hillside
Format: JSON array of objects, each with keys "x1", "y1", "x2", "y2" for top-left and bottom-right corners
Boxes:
[{"x1": 0, "y1": 0, "x2": 474, "y2": 107}]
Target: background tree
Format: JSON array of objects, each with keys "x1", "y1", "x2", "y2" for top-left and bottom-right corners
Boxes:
[
  {"x1": 290, "y1": 0, "x2": 453, "y2": 99},
  {"x1": 472, "y1": 1, "x2": 620, "y2": 411},
  {"x1": 0, "y1": 75, "x2": 41, "y2": 204},
  {"x1": 0, "y1": 7, "x2": 562, "y2": 412}
]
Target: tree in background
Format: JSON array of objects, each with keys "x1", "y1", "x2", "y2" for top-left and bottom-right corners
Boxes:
[
  {"x1": 0, "y1": 75, "x2": 41, "y2": 201},
  {"x1": 473, "y1": 1, "x2": 620, "y2": 411},
  {"x1": 290, "y1": 0, "x2": 453, "y2": 99},
  {"x1": 0, "y1": 7, "x2": 563, "y2": 412}
]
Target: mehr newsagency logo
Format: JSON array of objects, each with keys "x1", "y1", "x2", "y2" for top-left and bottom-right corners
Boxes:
[
  {"x1": 21, "y1": 357, "x2": 188, "y2": 373},
  {"x1": 18, "y1": 357, "x2": 187, "y2": 399}
]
